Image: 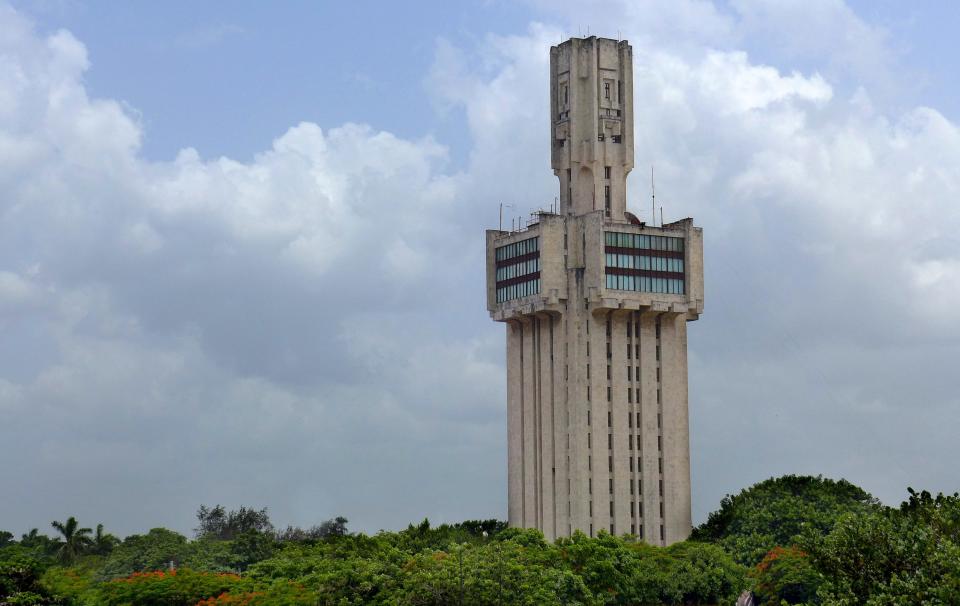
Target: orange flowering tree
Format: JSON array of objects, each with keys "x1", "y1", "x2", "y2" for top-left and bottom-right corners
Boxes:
[
  {"x1": 98, "y1": 568, "x2": 250, "y2": 606},
  {"x1": 750, "y1": 546, "x2": 821, "y2": 605},
  {"x1": 194, "y1": 581, "x2": 316, "y2": 606}
]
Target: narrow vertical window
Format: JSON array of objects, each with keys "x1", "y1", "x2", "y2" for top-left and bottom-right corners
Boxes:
[
  {"x1": 605, "y1": 166, "x2": 611, "y2": 179},
  {"x1": 604, "y1": 81, "x2": 610, "y2": 99}
]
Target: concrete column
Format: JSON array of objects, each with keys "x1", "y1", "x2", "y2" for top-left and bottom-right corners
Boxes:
[
  {"x1": 609, "y1": 310, "x2": 632, "y2": 535},
  {"x1": 638, "y1": 311, "x2": 662, "y2": 544},
  {"x1": 659, "y1": 313, "x2": 692, "y2": 543},
  {"x1": 506, "y1": 321, "x2": 524, "y2": 527}
]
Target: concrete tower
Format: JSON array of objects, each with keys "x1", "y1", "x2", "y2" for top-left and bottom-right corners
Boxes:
[{"x1": 485, "y1": 37, "x2": 704, "y2": 545}]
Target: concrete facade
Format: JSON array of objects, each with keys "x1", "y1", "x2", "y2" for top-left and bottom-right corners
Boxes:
[{"x1": 486, "y1": 37, "x2": 704, "y2": 545}]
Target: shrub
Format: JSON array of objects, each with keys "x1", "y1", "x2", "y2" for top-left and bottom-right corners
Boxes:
[{"x1": 97, "y1": 569, "x2": 248, "y2": 606}]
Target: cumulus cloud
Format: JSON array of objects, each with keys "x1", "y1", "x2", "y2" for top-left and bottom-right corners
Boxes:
[
  {"x1": 1, "y1": 0, "x2": 958, "y2": 538},
  {"x1": 429, "y1": 10, "x2": 960, "y2": 519},
  {"x1": 0, "y1": 4, "x2": 498, "y2": 535}
]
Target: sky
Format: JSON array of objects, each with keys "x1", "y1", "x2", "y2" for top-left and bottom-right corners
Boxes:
[{"x1": 1, "y1": 0, "x2": 959, "y2": 539}]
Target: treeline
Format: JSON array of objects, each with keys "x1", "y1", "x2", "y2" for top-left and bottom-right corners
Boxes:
[{"x1": 2, "y1": 475, "x2": 958, "y2": 605}]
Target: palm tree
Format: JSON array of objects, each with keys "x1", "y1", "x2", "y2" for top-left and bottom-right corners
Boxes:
[
  {"x1": 92, "y1": 523, "x2": 120, "y2": 555},
  {"x1": 51, "y1": 517, "x2": 93, "y2": 563}
]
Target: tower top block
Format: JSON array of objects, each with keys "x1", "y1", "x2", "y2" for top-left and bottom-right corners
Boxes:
[{"x1": 551, "y1": 37, "x2": 634, "y2": 219}]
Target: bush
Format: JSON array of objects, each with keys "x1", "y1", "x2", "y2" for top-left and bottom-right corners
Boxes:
[
  {"x1": 0, "y1": 557, "x2": 59, "y2": 605},
  {"x1": 750, "y1": 546, "x2": 821, "y2": 605},
  {"x1": 195, "y1": 581, "x2": 316, "y2": 606},
  {"x1": 96, "y1": 569, "x2": 247, "y2": 606},
  {"x1": 692, "y1": 475, "x2": 879, "y2": 565}
]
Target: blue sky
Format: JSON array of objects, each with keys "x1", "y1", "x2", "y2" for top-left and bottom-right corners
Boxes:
[
  {"x1": 2, "y1": 0, "x2": 959, "y2": 538},
  {"x1": 14, "y1": 1, "x2": 959, "y2": 164}
]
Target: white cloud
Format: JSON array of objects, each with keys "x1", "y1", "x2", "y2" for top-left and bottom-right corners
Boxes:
[
  {"x1": 431, "y1": 10, "x2": 960, "y2": 519},
  {"x1": 1, "y1": 0, "x2": 958, "y2": 538}
]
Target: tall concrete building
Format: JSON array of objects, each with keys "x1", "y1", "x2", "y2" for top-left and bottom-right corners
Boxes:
[{"x1": 485, "y1": 36, "x2": 704, "y2": 545}]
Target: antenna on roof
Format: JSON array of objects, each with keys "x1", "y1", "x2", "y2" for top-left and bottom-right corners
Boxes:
[{"x1": 651, "y1": 165, "x2": 656, "y2": 227}]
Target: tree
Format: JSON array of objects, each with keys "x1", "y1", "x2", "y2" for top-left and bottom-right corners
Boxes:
[
  {"x1": 230, "y1": 530, "x2": 276, "y2": 571},
  {"x1": 19, "y1": 529, "x2": 58, "y2": 556},
  {"x1": 92, "y1": 523, "x2": 120, "y2": 556},
  {"x1": 0, "y1": 556, "x2": 58, "y2": 605},
  {"x1": 0, "y1": 532, "x2": 13, "y2": 549},
  {"x1": 196, "y1": 505, "x2": 274, "y2": 540},
  {"x1": 691, "y1": 475, "x2": 879, "y2": 565},
  {"x1": 98, "y1": 528, "x2": 234, "y2": 579},
  {"x1": 749, "y1": 546, "x2": 822, "y2": 605},
  {"x1": 51, "y1": 517, "x2": 93, "y2": 564},
  {"x1": 803, "y1": 489, "x2": 960, "y2": 604},
  {"x1": 315, "y1": 517, "x2": 348, "y2": 539}
]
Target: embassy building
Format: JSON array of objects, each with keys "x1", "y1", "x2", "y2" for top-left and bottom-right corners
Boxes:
[{"x1": 485, "y1": 36, "x2": 704, "y2": 544}]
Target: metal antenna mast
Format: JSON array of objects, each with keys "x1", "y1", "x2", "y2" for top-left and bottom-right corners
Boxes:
[{"x1": 651, "y1": 165, "x2": 656, "y2": 227}]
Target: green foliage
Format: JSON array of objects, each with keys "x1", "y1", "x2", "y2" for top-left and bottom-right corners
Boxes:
[
  {"x1": 801, "y1": 489, "x2": 960, "y2": 605},
  {"x1": 40, "y1": 565, "x2": 97, "y2": 605},
  {"x1": 18, "y1": 531, "x2": 58, "y2": 558},
  {"x1": 90, "y1": 525, "x2": 120, "y2": 557},
  {"x1": 195, "y1": 506, "x2": 273, "y2": 541},
  {"x1": 6, "y1": 476, "x2": 960, "y2": 606},
  {"x1": 229, "y1": 531, "x2": 276, "y2": 572},
  {"x1": 194, "y1": 580, "x2": 316, "y2": 605},
  {"x1": 0, "y1": 556, "x2": 60, "y2": 605},
  {"x1": 554, "y1": 532, "x2": 745, "y2": 605},
  {"x1": 274, "y1": 516, "x2": 351, "y2": 543},
  {"x1": 50, "y1": 518, "x2": 92, "y2": 566},
  {"x1": 692, "y1": 475, "x2": 879, "y2": 565},
  {"x1": 245, "y1": 526, "x2": 743, "y2": 606},
  {"x1": 96, "y1": 569, "x2": 247, "y2": 606},
  {"x1": 749, "y1": 546, "x2": 822, "y2": 605},
  {"x1": 98, "y1": 528, "x2": 234, "y2": 580}
]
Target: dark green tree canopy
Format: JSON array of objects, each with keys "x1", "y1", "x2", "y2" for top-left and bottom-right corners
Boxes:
[
  {"x1": 195, "y1": 505, "x2": 274, "y2": 540},
  {"x1": 50, "y1": 516, "x2": 93, "y2": 564},
  {"x1": 691, "y1": 475, "x2": 879, "y2": 565}
]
